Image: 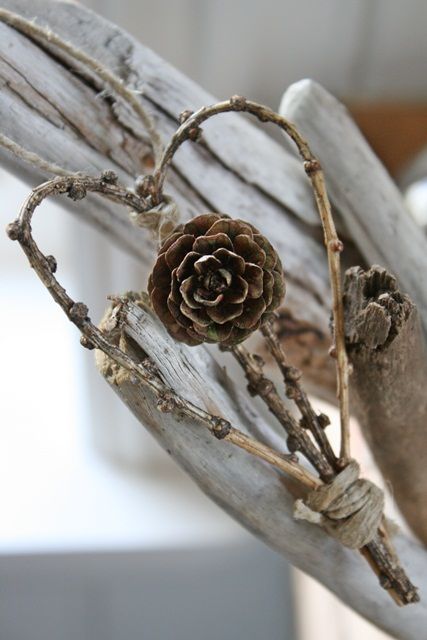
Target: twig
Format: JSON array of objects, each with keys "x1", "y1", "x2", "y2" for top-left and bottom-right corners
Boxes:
[
  {"x1": 229, "y1": 344, "x2": 335, "y2": 482},
  {"x1": 151, "y1": 96, "x2": 351, "y2": 463},
  {"x1": 228, "y1": 333, "x2": 418, "y2": 605},
  {"x1": 5, "y1": 173, "x2": 320, "y2": 491},
  {"x1": 0, "y1": 8, "x2": 164, "y2": 165},
  {"x1": 5, "y1": 134, "x2": 418, "y2": 606},
  {"x1": 261, "y1": 317, "x2": 337, "y2": 469}
]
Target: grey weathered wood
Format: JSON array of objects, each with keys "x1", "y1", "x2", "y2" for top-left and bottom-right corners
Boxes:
[
  {"x1": 0, "y1": 0, "x2": 349, "y2": 396},
  {"x1": 344, "y1": 265, "x2": 427, "y2": 546},
  {"x1": 3, "y1": 1, "x2": 427, "y2": 633},
  {"x1": 97, "y1": 301, "x2": 427, "y2": 640},
  {"x1": 280, "y1": 79, "x2": 427, "y2": 543},
  {"x1": 280, "y1": 79, "x2": 427, "y2": 340}
]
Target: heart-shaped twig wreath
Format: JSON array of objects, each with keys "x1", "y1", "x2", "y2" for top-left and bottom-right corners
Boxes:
[{"x1": 2, "y1": 7, "x2": 419, "y2": 607}]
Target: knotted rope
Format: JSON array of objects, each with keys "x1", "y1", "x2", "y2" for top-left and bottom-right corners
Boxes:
[
  {"x1": 294, "y1": 460, "x2": 384, "y2": 549},
  {"x1": 129, "y1": 194, "x2": 180, "y2": 242}
]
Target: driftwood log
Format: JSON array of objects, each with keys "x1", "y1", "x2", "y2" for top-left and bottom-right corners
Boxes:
[{"x1": 2, "y1": 1, "x2": 427, "y2": 638}]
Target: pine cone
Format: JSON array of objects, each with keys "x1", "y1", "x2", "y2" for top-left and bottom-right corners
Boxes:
[{"x1": 148, "y1": 213, "x2": 285, "y2": 346}]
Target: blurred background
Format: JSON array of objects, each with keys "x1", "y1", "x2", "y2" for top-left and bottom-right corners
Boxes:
[{"x1": 2, "y1": 1, "x2": 427, "y2": 638}]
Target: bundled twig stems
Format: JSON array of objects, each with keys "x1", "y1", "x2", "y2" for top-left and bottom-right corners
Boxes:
[
  {"x1": 149, "y1": 96, "x2": 351, "y2": 464},
  {"x1": 5, "y1": 173, "x2": 320, "y2": 494},
  {"x1": 6, "y1": 170, "x2": 418, "y2": 605},
  {"x1": 261, "y1": 318, "x2": 337, "y2": 469},
  {"x1": 228, "y1": 330, "x2": 417, "y2": 605},
  {"x1": 230, "y1": 342, "x2": 335, "y2": 482}
]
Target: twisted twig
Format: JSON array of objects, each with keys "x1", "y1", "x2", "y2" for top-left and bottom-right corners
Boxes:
[
  {"x1": 261, "y1": 317, "x2": 337, "y2": 468},
  {"x1": 150, "y1": 95, "x2": 351, "y2": 463},
  {"x1": 228, "y1": 331, "x2": 418, "y2": 605},
  {"x1": 6, "y1": 173, "x2": 321, "y2": 489},
  {"x1": 4, "y1": 113, "x2": 418, "y2": 604}
]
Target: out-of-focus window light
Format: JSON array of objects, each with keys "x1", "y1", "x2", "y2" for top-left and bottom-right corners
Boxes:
[
  {"x1": 0, "y1": 167, "x2": 244, "y2": 553},
  {"x1": 405, "y1": 178, "x2": 427, "y2": 228}
]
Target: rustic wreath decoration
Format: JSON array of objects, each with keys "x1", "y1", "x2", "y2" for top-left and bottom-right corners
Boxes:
[{"x1": 2, "y1": 8, "x2": 419, "y2": 607}]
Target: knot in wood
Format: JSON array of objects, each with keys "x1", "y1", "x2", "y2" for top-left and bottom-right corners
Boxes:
[
  {"x1": 303, "y1": 159, "x2": 321, "y2": 175},
  {"x1": 329, "y1": 239, "x2": 344, "y2": 253},
  {"x1": 285, "y1": 386, "x2": 299, "y2": 400},
  {"x1": 135, "y1": 174, "x2": 156, "y2": 199},
  {"x1": 157, "y1": 392, "x2": 176, "y2": 413},
  {"x1": 80, "y1": 335, "x2": 95, "y2": 350},
  {"x1": 317, "y1": 413, "x2": 331, "y2": 429},
  {"x1": 284, "y1": 366, "x2": 301, "y2": 382},
  {"x1": 286, "y1": 435, "x2": 300, "y2": 453},
  {"x1": 294, "y1": 460, "x2": 384, "y2": 549},
  {"x1": 256, "y1": 377, "x2": 274, "y2": 396},
  {"x1": 46, "y1": 255, "x2": 57, "y2": 273},
  {"x1": 179, "y1": 109, "x2": 193, "y2": 124},
  {"x1": 188, "y1": 125, "x2": 202, "y2": 142}
]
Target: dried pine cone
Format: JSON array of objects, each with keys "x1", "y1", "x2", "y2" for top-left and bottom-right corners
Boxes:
[{"x1": 148, "y1": 213, "x2": 285, "y2": 346}]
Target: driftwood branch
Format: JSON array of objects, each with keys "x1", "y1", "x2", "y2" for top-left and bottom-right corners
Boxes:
[
  {"x1": 4, "y1": 1, "x2": 427, "y2": 635},
  {"x1": 344, "y1": 265, "x2": 427, "y2": 546},
  {"x1": 8, "y1": 160, "x2": 418, "y2": 606},
  {"x1": 280, "y1": 80, "x2": 427, "y2": 543},
  {"x1": 279, "y1": 79, "x2": 427, "y2": 341},
  {"x1": 0, "y1": 0, "x2": 361, "y2": 400},
  {"x1": 97, "y1": 301, "x2": 427, "y2": 640}
]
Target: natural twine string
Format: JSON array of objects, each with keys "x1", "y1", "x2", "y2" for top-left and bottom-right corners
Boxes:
[
  {"x1": 0, "y1": 132, "x2": 73, "y2": 177},
  {"x1": 294, "y1": 460, "x2": 384, "y2": 549},
  {"x1": 129, "y1": 194, "x2": 180, "y2": 242},
  {"x1": 0, "y1": 8, "x2": 170, "y2": 237},
  {"x1": 0, "y1": 8, "x2": 163, "y2": 161}
]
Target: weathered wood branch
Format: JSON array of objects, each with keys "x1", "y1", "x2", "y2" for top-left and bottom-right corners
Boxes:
[
  {"x1": 344, "y1": 265, "x2": 427, "y2": 546},
  {"x1": 280, "y1": 80, "x2": 427, "y2": 341},
  {"x1": 0, "y1": 0, "x2": 341, "y2": 403},
  {"x1": 4, "y1": 0, "x2": 427, "y2": 633},
  {"x1": 97, "y1": 301, "x2": 427, "y2": 640},
  {"x1": 280, "y1": 80, "x2": 427, "y2": 542}
]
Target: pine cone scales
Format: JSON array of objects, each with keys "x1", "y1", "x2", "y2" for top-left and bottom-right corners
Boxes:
[{"x1": 148, "y1": 213, "x2": 285, "y2": 346}]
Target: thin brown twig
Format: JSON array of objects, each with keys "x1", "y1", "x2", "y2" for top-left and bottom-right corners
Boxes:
[
  {"x1": 228, "y1": 333, "x2": 418, "y2": 606},
  {"x1": 260, "y1": 318, "x2": 338, "y2": 469},
  {"x1": 229, "y1": 344, "x2": 335, "y2": 482},
  {"x1": 150, "y1": 96, "x2": 351, "y2": 463},
  {"x1": 5, "y1": 173, "x2": 321, "y2": 492},
  {"x1": 5, "y1": 141, "x2": 419, "y2": 603}
]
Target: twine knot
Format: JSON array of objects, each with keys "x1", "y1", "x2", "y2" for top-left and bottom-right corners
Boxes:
[
  {"x1": 294, "y1": 460, "x2": 384, "y2": 549},
  {"x1": 129, "y1": 194, "x2": 179, "y2": 242}
]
